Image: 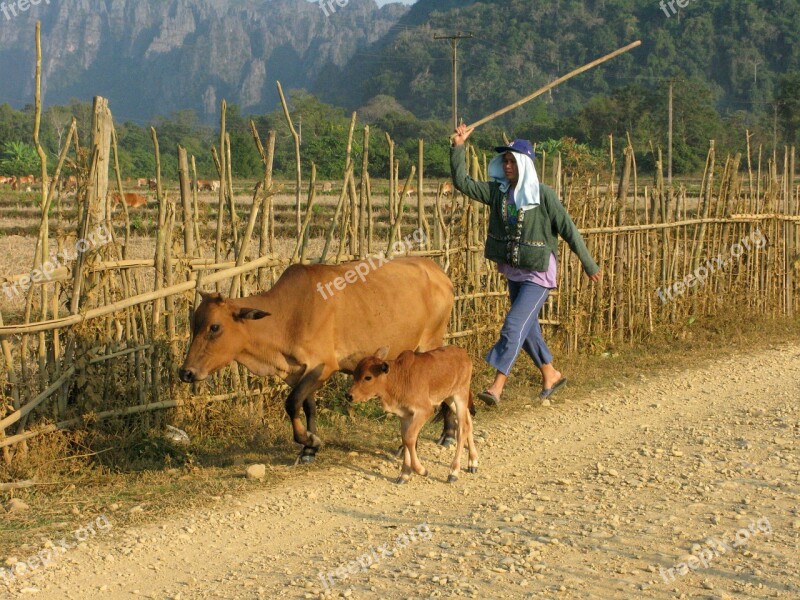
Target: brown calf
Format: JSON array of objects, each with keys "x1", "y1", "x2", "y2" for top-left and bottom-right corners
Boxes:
[
  {"x1": 397, "y1": 186, "x2": 416, "y2": 198},
  {"x1": 347, "y1": 346, "x2": 478, "y2": 484}
]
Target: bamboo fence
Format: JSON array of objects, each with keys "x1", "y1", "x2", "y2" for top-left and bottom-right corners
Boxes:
[{"x1": 0, "y1": 32, "x2": 798, "y2": 462}]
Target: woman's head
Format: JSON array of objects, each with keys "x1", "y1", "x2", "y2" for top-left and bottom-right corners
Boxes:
[
  {"x1": 494, "y1": 139, "x2": 535, "y2": 187},
  {"x1": 502, "y1": 152, "x2": 519, "y2": 185}
]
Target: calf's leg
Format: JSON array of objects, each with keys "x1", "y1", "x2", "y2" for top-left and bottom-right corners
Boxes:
[
  {"x1": 464, "y1": 395, "x2": 479, "y2": 474},
  {"x1": 417, "y1": 335, "x2": 458, "y2": 448},
  {"x1": 447, "y1": 393, "x2": 476, "y2": 482},
  {"x1": 397, "y1": 412, "x2": 430, "y2": 484}
]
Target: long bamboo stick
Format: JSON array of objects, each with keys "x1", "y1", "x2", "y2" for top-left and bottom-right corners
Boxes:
[{"x1": 457, "y1": 41, "x2": 641, "y2": 133}]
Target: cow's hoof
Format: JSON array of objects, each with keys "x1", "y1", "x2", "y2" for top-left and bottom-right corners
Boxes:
[
  {"x1": 300, "y1": 454, "x2": 315, "y2": 464},
  {"x1": 438, "y1": 436, "x2": 457, "y2": 448},
  {"x1": 395, "y1": 477, "x2": 408, "y2": 485},
  {"x1": 466, "y1": 466, "x2": 478, "y2": 474},
  {"x1": 447, "y1": 474, "x2": 459, "y2": 483}
]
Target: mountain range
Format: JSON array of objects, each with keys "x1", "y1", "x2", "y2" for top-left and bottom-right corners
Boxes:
[
  {"x1": 0, "y1": 0, "x2": 409, "y2": 122},
  {"x1": 0, "y1": 0, "x2": 797, "y2": 128}
]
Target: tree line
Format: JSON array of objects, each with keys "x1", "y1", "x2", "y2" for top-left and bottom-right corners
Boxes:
[{"x1": 1, "y1": 74, "x2": 799, "y2": 183}]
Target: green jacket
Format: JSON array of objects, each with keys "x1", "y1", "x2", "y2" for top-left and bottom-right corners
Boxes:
[{"x1": 450, "y1": 144, "x2": 599, "y2": 276}]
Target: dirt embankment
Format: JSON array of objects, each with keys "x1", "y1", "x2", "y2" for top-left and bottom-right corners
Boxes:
[{"x1": 2, "y1": 343, "x2": 799, "y2": 599}]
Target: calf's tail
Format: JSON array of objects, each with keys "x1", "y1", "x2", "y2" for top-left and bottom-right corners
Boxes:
[{"x1": 432, "y1": 392, "x2": 476, "y2": 422}]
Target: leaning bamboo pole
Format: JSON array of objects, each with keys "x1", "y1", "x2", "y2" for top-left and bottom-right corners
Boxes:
[
  {"x1": 277, "y1": 81, "x2": 302, "y2": 238},
  {"x1": 358, "y1": 127, "x2": 369, "y2": 259}
]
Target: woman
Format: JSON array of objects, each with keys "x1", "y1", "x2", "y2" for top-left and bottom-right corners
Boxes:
[{"x1": 450, "y1": 123, "x2": 601, "y2": 403}]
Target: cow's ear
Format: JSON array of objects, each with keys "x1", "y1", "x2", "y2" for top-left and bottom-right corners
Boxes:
[
  {"x1": 375, "y1": 346, "x2": 390, "y2": 360},
  {"x1": 198, "y1": 290, "x2": 223, "y2": 304},
  {"x1": 234, "y1": 307, "x2": 270, "y2": 321},
  {"x1": 380, "y1": 362, "x2": 390, "y2": 374}
]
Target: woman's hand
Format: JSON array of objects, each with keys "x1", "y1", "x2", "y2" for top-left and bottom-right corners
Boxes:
[
  {"x1": 452, "y1": 123, "x2": 475, "y2": 146},
  {"x1": 588, "y1": 270, "x2": 602, "y2": 283}
]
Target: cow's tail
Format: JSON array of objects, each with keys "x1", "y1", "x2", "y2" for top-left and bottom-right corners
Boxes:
[{"x1": 468, "y1": 389, "x2": 476, "y2": 416}]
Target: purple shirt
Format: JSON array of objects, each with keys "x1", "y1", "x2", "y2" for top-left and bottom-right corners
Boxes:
[{"x1": 497, "y1": 252, "x2": 558, "y2": 288}]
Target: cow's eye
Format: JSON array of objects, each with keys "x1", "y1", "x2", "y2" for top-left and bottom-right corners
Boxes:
[
  {"x1": 210, "y1": 324, "x2": 221, "y2": 333},
  {"x1": 364, "y1": 375, "x2": 372, "y2": 381}
]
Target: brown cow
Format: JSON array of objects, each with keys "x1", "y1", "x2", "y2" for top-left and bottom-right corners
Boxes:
[
  {"x1": 136, "y1": 178, "x2": 149, "y2": 188},
  {"x1": 179, "y1": 256, "x2": 456, "y2": 463},
  {"x1": 441, "y1": 181, "x2": 453, "y2": 197},
  {"x1": 196, "y1": 179, "x2": 219, "y2": 192},
  {"x1": 347, "y1": 346, "x2": 478, "y2": 484},
  {"x1": 111, "y1": 192, "x2": 148, "y2": 208}
]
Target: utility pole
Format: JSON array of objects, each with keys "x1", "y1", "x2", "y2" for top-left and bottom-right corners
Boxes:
[
  {"x1": 434, "y1": 31, "x2": 473, "y2": 129},
  {"x1": 668, "y1": 80, "x2": 673, "y2": 188},
  {"x1": 773, "y1": 103, "x2": 778, "y2": 160},
  {"x1": 749, "y1": 58, "x2": 762, "y2": 86}
]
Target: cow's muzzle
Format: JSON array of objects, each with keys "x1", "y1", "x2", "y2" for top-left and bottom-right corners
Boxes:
[{"x1": 178, "y1": 368, "x2": 197, "y2": 383}]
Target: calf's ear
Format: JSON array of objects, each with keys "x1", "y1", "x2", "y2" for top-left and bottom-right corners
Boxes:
[
  {"x1": 375, "y1": 346, "x2": 390, "y2": 360},
  {"x1": 234, "y1": 308, "x2": 271, "y2": 321}
]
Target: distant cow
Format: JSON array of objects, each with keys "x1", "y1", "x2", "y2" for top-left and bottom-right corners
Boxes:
[
  {"x1": 441, "y1": 181, "x2": 453, "y2": 197},
  {"x1": 17, "y1": 174, "x2": 34, "y2": 186},
  {"x1": 397, "y1": 186, "x2": 416, "y2": 199},
  {"x1": 136, "y1": 178, "x2": 149, "y2": 188},
  {"x1": 179, "y1": 257, "x2": 456, "y2": 463},
  {"x1": 111, "y1": 192, "x2": 148, "y2": 208},
  {"x1": 347, "y1": 346, "x2": 478, "y2": 484},
  {"x1": 195, "y1": 179, "x2": 220, "y2": 192},
  {"x1": 148, "y1": 178, "x2": 158, "y2": 190}
]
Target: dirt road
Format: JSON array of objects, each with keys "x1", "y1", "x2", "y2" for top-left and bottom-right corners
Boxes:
[{"x1": 4, "y1": 343, "x2": 799, "y2": 599}]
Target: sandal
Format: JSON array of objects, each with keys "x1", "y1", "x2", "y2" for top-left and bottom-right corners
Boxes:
[
  {"x1": 539, "y1": 377, "x2": 567, "y2": 400},
  {"x1": 477, "y1": 390, "x2": 500, "y2": 406}
]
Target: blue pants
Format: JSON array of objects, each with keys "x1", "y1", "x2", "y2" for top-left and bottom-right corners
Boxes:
[{"x1": 486, "y1": 281, "x2": 553, "y2": 375}]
